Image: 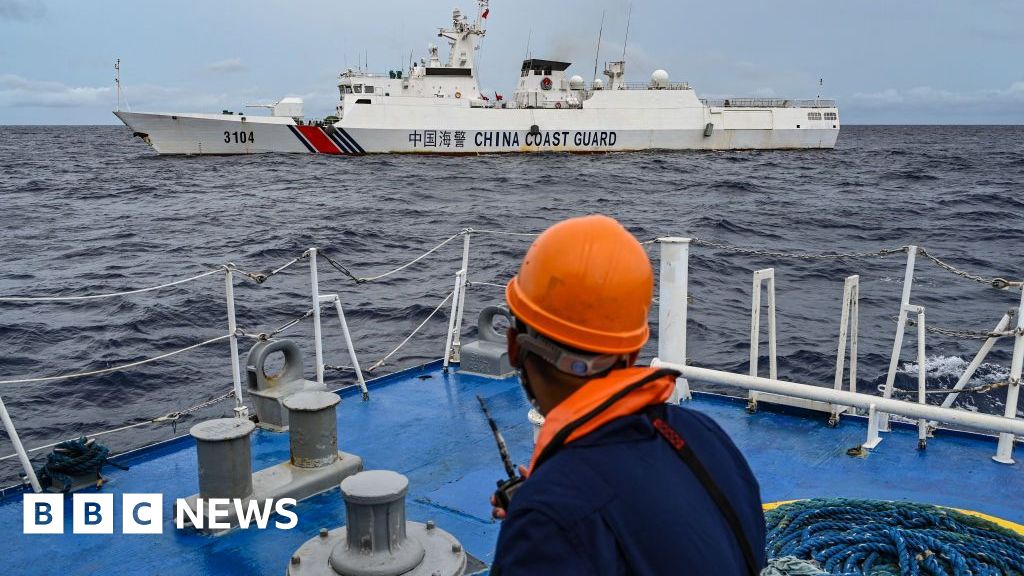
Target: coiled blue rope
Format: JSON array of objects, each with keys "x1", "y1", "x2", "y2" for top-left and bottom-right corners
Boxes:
[
  {"x1": 765, "y1": 499, "x2": 1024, "y2": 576},
  {"x1": 37, "y1": 436, "x2": 127, "y2": 492}
]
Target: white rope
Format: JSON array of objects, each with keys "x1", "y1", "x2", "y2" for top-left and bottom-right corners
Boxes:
[
  {"x1": 356, "y1": 233, "x2": 463, "y2": 282},
  {"x1": 0, "y1": 334, "x2": 231, "y2": 385},
  {"x1": 0, "y1": 268, "x2": 223, "y2": 303},
  {"x1": 468, "y1": 280, "x2": 507, "y2": 289},
  {"x1": 0, "y1": 388, "x2": 236, "y2": 462},
  {"x1": 470, "y1": 229, "x2": 540, "y2": 238},
  {"x1": 0, "y1": 420, "x2": 153, "y2": 462},
  {"x1": 367, "y1": 291, "x2": 454, "y2": 372}
]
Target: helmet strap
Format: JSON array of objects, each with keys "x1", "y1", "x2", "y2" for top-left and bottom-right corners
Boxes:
[{"x1": 514, "y1": 329, "x2": 625, "y2": 378}]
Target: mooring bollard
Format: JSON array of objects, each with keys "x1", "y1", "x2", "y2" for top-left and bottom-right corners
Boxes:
[
  {"x1": 287, "y1": 470, "x2": 468, "y2": 576},
  {"x1": 190, "y1": 418, "x2": 256, "y2": 500},
  {"x1": 330, "y1": 470, "x2": 425, "y2": 575},
  {"x1": 283, "y1": 391, "x2": 341, "y2": 469}
]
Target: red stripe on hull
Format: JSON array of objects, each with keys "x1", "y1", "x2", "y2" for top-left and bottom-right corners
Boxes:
[{"x1": 296, "y1": 125, "x2": 342, "y2": 154}]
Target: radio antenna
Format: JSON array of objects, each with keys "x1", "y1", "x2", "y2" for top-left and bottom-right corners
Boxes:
[
  {"x1": 621, "y1": 3, "x2": 632, "y2": 62},
  {"x1": 114, "y1": 59, "x2": 121, "y2": 111},
  {"x1": 592, "y1": 10, "x2": 605, "y2": 84},
  {"x1": 524, "y1": 29, "x2": 532, "y2": 60}
]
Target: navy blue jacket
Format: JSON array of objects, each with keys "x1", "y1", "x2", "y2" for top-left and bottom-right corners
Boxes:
[{"x1": 491, "y1": 404, "x2": 766, "y2": 575}]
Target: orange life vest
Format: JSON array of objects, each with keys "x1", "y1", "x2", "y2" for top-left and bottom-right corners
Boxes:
[{"x1": 528, "y1": 366, "x2": 678, "y2": 473}]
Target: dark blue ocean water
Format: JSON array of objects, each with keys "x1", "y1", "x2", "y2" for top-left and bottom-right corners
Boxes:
[{"x1": 1, "y1": 125, "x2": 1022, "y2": 482}]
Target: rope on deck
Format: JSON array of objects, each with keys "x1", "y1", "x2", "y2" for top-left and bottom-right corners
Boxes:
[
  {"x1": 765, "y1": 499, "x2": 1024, "y2": 576},
  {"x1": 37, "y1": 436, "x2": 127, "y2": 492}
]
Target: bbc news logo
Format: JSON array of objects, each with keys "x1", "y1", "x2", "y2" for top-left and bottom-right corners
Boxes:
[{"x1": 23, "y1": 493, "x2": 298, "y2": 534}]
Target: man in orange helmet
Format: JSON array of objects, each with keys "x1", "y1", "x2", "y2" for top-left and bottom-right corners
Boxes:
[{"x1": 490, "y1": 215, "x2": 766, "y2": 576}]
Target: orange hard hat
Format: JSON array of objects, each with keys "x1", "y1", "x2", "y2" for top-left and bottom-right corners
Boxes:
[{"x1": 505, "y1": 215, "x2": 653, "y2": 355}]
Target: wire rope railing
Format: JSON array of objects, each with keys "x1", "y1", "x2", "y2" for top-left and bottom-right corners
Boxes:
[{"x1": 1, "y1": 228, "x2": 1021, "y2": 490}]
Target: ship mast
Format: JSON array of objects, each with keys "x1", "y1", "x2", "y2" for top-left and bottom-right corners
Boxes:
[{"x1": 437, "y1": 1, "x2": 489, "y2": 71}]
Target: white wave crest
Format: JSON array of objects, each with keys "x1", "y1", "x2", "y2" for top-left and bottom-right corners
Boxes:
[{"x1": 900, "y1": 354, "x2": 1010, "y2": 384}]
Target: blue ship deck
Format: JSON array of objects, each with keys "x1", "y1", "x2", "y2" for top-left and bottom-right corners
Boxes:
[{"x1": 1, "y1": 362, "x2": 1021, "y2": 575}]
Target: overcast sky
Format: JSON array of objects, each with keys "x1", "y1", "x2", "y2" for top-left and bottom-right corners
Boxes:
[{"x1": 1, "y1": 0, "x2": 1022, "y2": 124}]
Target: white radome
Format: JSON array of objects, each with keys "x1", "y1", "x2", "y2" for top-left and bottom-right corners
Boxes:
[
  {"x1": 592, "y1": 78, "x2": 604, "y2": 90},
  {"x1": 569, "y1": 75, "x2": 585, "y2": 90},
  {"x1": 651, "y1": 69, "x2": 670, "y2": 88}
]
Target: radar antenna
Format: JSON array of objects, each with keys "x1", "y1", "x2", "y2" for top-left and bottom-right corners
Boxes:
[
  {"x1": 621, "y1": 3, "x2": 632, "y2": 61},
  {"x1": 592, "y1": 11, "x2": 605, "y2": 86}
]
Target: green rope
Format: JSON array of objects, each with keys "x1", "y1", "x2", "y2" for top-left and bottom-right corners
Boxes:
[
  {"x1": 765, "y1": 499, "x2": 1024, "y2": 576},
  {"x1": 37, "y1": 436, "x2": 127, "y2": 492}
]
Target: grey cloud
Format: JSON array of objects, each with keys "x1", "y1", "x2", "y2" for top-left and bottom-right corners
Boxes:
[
  {"x1": 0, "y1": 0, "x2": 45, "y2": 21},
  {"x1": 0, "y1": 74, "x2": 232, "y2": 111},
  {"x1": 206, "y1": 58, "x2": 246, "y2": 74},
  {"x1": 0, "y1": 74, "x2": 109, "y2": 107},
  {"x1": 852, "y1": 82, "x2": 1024, "y2": 109}
]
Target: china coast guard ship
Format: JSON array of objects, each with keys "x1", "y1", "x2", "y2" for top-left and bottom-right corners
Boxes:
[{"x1": 114, "y1": 1, "x2": 840, "y2": 155}]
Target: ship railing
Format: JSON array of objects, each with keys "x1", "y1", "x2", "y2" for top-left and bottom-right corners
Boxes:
[
  {"x1": 701, "y1": 98, "x2": 837, "y2": 108},
  {"x1": 613, "y1": 81, "x2": 692, "y2": 91},
  {"x1": 649, "y1": 239, "x2": 1023, "y2": 464},
  {"x1": 442, "y1": 232, "x2": 1022, "y2": 464},
  {"x1": 0, "y1": 251, "x2": 373, "y2": 492},
  {"x1": 3, "y1": 229, "x2": 1022, "y2": 490}
]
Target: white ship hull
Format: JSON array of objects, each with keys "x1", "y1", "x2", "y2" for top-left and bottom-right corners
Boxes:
[
  {"x1": 115, "y1": 98, "x2": 839, "y2": 156},
  {"x1": 114, "y1": 2, "x2": 839, "y2": 156}
]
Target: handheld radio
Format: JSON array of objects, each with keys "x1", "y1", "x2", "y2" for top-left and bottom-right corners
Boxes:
[{"x1": 476, "y1": 395, "x2": 526, "y2": 510}]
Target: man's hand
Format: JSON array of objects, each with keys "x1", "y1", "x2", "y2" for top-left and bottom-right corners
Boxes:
[{"x1": 491, "y1": 465, "x2": 529, "y2": 520}]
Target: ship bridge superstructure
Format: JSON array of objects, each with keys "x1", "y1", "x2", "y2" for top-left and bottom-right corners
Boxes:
[{"x1": 336, "y1": 1, "x2": 489, "y2": 118}]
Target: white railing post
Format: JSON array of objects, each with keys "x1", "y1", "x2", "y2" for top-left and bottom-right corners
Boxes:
[
  {"x1": 863, "y1": 403, "x2": 882, "y2": 449},
  {"x1": 993, "y1": 288, "x2": 1024, "y2": 464},
  {"x1": 308, "y1": 248, "x2": 325, "y2": 388},
  {"x1": 657, "y1": 238, "x2": 691, "y2": 402},
  {"x1": 451, "y1": 232, "x2": 472, "y2": 363},
  {"x1": 328, "y1": 294, "x2": 369, "y2": 400},
  {"x1": 0, "y1": 395, "x2": 42, "y2": 492},
  {"x1": 880, "y1": 245, "x2": 918, "y2": 431},
  {"x1": 748, "y1": 268, "x2": 777, "y2": 410},
  {"x1": 915, "y1": 306, "x2": 928, "y2": 449},
  {"x1": 831, "y1": 275, "x2": 859, "y2": 424},
  {"x1": 442, "y1": 270, "x2": 464, "y2": 372},
  {"x1": 224, "y1": 267, "x2": 247, "y2": 418}
]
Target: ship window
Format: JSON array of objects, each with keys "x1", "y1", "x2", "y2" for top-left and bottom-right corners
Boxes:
[
  {"x1": 534, "y1": 70, "x2": 541, "y2": 76},
  {"x1": 521, "y1": 69, "x2": 528, "y2": 77},
  {"x1": 823, "y1": 112, "x2": 838, "y2": 120},
  {"x1": 545, "y1": 68, "x2": 552, "y2": 75},
  {"x1": 807, "y1": 112, "x2": 822, "y2": 121},
  {"x1": 365, "y1": 85, "x2": 375, "y2": 94},
  {"x1": 355, "y1": 99, "x2": 371, "y2": 104},
  {"x1": 354, "y1": 85, "x2": 363, "y2": 93}
]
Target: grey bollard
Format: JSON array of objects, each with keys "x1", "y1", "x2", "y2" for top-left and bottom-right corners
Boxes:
[
  {"x1": 190, "y1": 418, "x2": 256, "y2": 500},
  {"x1": 286, "y1": 469, "x2": 468, "y2": 576},
  {"x1": 284, "y1": 391, "x2": 341, "y2": 469},
  {"x1": 330, "y1": 471, "x2": 426, "y2": 576}
]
